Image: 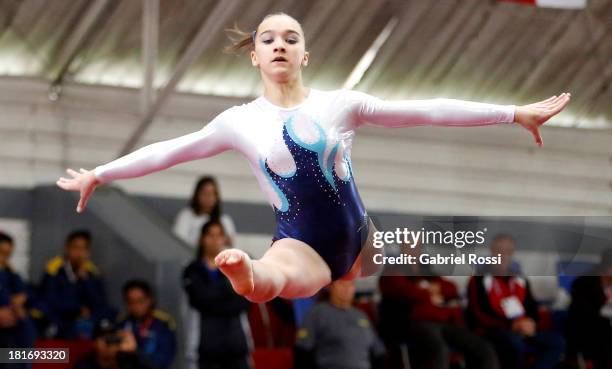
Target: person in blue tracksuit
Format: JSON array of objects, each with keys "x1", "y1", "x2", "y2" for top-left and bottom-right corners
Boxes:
[
  {"x1": 38, "y1": 229, "x2": 113, "y2": 339},
  {"x1": 0, "y1": 231, "x2": 36, "y2": 369},
  {"x1": 117, "y1": 280, "x2": 177, "y2": 369}
]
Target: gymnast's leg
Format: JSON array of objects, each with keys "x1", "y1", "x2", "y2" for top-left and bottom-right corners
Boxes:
[{"x1": 215, "y1": 238, "x2": 332, "y2": 303}]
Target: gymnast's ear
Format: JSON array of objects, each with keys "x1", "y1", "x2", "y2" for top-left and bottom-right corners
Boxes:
[
  {"x1": 251, "y1": 50, "x2": 259, "y2": 68},
  {"x1": 302, "y1": 51, "x2": 309, "y2": 67}
]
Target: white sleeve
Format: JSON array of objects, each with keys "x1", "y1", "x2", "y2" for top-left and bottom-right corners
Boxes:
[
  {"x1": 344, "y1": 90, "x2": 515, "y2": 129},
  {"x1": 172, "y1": 208, "x2": 193, "y2": 243},
  {"x1": 221, "y1": 214, "x2": 237, "y2": 239},
  {"x1": 94, "y1": 110, "x2": 235, "y2": 184}
]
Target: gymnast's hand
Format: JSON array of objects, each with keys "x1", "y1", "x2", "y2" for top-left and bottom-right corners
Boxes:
[
  {"x1": 56, "y1": 168, "x2": 100, "y2": 213},
  {"x1": 514, "y1": 92, "x2": 571, "y2": 147}
]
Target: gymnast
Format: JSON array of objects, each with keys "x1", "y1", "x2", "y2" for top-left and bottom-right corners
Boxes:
[{"x1": 56, "y1": 12, "x2": 571, "y2": 303}]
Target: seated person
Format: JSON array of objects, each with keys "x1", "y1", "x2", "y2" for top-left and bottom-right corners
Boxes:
[
  {"x1": 117, "y1": 280, "x2": 177, "y2": 369},
  {"x1": 379, "y1": 244, "x2": 499, "y2": 369},
  {"x1": 466, "y1": 233, "x2": 565, "y2": 369},
  {"x1": 294, "y1": 279, "x2": 385, "y2": 369},
  {"x1": 0, "y1": 231, "x2": 36, "y2": 348},
  {"x1": 566, "y1": 249, "x2": 612, "y2": 369},
  {"x1": 74, "y1": 318, "x2": 157, "y2": 369},
  {"x1": 39, "y1": 229, "x2": 113, "y2": 339}
]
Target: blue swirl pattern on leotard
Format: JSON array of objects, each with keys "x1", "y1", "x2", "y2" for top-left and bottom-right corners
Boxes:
[{"x1": 262, "y1": 117, "x2": 369, "y2": 280}]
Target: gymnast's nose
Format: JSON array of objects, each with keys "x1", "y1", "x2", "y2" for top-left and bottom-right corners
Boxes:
[{"x1": 273, "y1": 38, "x2": 286, "y2": 52}]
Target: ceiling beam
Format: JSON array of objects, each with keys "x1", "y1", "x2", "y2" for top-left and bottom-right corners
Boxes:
[
  {"x1": 569, "y1": 8, "x2": 612, "y2": 126},
  {"x1": 305, "y1": 0, "x2": 365, "y2": 87},
  {"x1": 318, "y1": 0, "x2": 387, "y2": 78},
  {"x1": 49, "y1": 0, "x2": 111, "y2": 88},
  {"x1": 513, "y1": 9, "x2": 583, "y2": 100},
  {"x1": 141, "y1": 0, "x2": 159, "y2": 115},
  {"x1": 119, "y1": 0, "x2": 242, "y2": 156},
  {"x1": 355, "y1": 1, "x2": 433, "y2": 93},
  {"x1": 343, "y1": 16, "x2": 398, "y2": 90}
]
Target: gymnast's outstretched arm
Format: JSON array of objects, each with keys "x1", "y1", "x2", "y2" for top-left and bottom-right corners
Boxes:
[
  {"x1": 93, "y1": 111, "x2": 235, "y2": 183},
  {"x1": 345, "y1": 90, "x2": 571, "y2": 146},
  {"x1": 56, "y1": 109, "x2": 236, "y2": 212}
]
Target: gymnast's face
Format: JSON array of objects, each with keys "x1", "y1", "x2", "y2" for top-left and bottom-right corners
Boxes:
[{"x1": 251, "y1": 14, "x2": 309, "y2": 82}]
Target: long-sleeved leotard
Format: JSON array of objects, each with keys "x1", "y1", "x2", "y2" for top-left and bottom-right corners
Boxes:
[{"x1": 94, "y1": 89, "x2": 515, "y2": 280}]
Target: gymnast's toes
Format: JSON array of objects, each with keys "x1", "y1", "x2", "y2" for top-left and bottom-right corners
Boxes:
[{"x1": 216, "y1": 249, "x2": 254, "y2": 295}]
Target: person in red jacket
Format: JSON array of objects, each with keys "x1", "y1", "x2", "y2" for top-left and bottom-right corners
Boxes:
[
  {"x1": 466, "y1": 234, "x2": 565, "y2": 369},
  {"x1": 379, "y1": 245, "x2": 498, "y2": 369}
]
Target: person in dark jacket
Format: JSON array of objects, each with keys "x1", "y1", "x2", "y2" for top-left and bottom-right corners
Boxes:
[
  {"x1": 38, "y1": 229, "x2": 113, "y2": 339},
  {"x1": 379, "y1": 244, "x2": 499, "y2": 369},
  {"x1": 182, "y1": 219, "x2": 252, "y2": 369},
  {"x1": 74, "y1": 318, "x2": 157, "y2": 369},
  {"x1": 566, "y1": 249, "x2": 612, "y2": 369},
  {"x1": 466, "y1": 234, "x2": 565, "y2": 369},
  {"x1": 0, "y1": 231, "x2": 37, "y2": 369},
  {"x1": 117, "y1": 280, "x2": 177, "y2": 369}
]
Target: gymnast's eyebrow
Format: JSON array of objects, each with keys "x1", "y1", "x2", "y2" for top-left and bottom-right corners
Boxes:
[{"x1": 259, "y1": 29, "x2": 301, "y2": 37}]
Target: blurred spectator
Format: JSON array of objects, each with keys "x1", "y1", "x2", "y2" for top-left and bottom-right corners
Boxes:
[
  {"x1": 379, "y1": 244, "x2": 499, "y2": 369},
  {"x1": 182, "y1": 219, "x2": 252, "y2": 369},
  {"x1": 0, "y1": 231, "x2": 36, "y2": 350},
  {"x1": 74, "y1": 318, "x2": 157, "y2": 369},
  {"x1": 117, "y1": 280, "x2": 177, "y2": 369},
  {"x1": 566, "y1": 249, "x2": 612, "y2": 369},
  {"x1": 39, "y1": 230, "x2": 113, "y2": 339},
  {"x1": 173, "y1": 176, "x2": 237, "y2": 369},
  {"x1": 466, "y1": 234, "x2": 565, "y2": 369},
  {"x1": 294, "y1": 279, "x2": 385, "y2": 369},
  {"x1": 173, "y1": 176, "x2": 236, "y2": 247}
]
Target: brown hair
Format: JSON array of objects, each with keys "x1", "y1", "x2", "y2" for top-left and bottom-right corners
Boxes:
[{"x1": 223, "y1": 12, "x2": 304, "y2": 54}]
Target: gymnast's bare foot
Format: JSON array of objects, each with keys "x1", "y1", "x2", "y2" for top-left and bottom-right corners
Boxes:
[{"x1": 215, "y1": 249, "x2": 255, "y2": 296}]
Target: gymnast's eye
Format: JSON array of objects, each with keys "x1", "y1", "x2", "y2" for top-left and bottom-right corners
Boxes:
[{"x1": 262, "y1": 38, "x2": 297, "y2": 45}]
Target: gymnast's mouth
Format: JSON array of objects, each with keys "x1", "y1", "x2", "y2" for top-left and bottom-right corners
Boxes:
[{"x1": 272, "y1": 56, "x2": 288, "y2": 63}]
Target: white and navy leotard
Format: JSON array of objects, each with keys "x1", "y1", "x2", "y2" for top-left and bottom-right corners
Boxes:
[{"x1": 94, "y1": 89, "x2": 515, "y2": 280}]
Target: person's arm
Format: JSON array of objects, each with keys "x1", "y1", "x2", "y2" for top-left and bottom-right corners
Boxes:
[
  {"x1": 346, "y1": 89, "x2": 515, "y2": 128},
  {"x1": 93, "y1": 111, "x2": 235, "y2": 184},
  {"x1": 57, "y1": 109, "x2": 236, "y2": 213},
  {"x1": 79, "y1": 274, "x2": 112, "y2": 319},
  {"x1": 522, "y1": 279, "x2": 540, "y2": 324},
  {"x1": 344, "y1": 89, "x2": 571, "y2": 146},
  {"x1": 149, "y1": 323, "x2": 177, "y2": 369}
]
